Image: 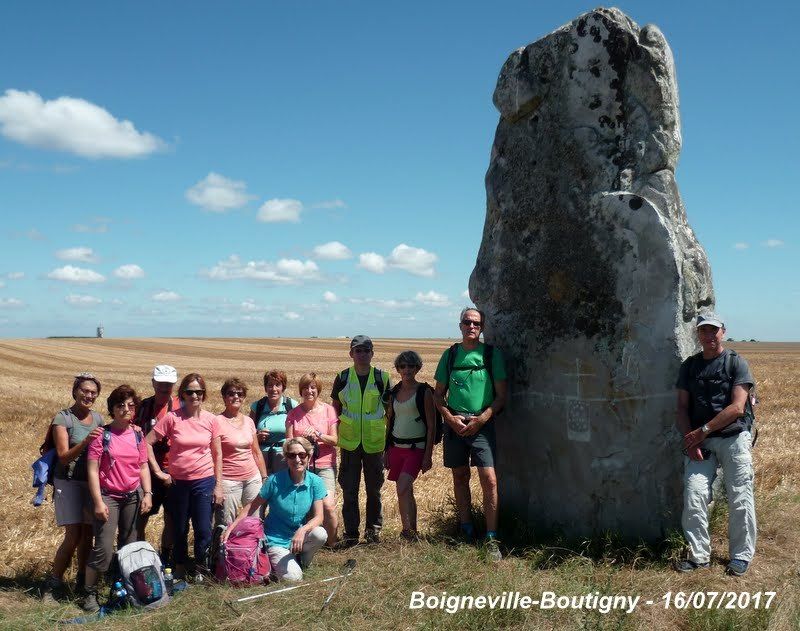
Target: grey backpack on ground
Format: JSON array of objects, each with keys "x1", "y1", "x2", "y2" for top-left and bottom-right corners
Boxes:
[{"x1": 116, "y1": 541, "x2": 170, "y2": 609}]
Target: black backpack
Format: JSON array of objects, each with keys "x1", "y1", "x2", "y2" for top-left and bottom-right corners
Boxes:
[
  {"x1": 686, "y1": 349, "x2": 758, "y2": 445},
  {"x1": 252, "y1": 396, "x2": 294, "y2": 422},
  {"x1": 386, "y1": 382, "x2": 442, "y2": 447},
  {"x1": 443, "y1": 342, "x2": 496, "y2": 398},
  {"x1": 336, "y1": 367, "x2": 388, "y2": 400}
]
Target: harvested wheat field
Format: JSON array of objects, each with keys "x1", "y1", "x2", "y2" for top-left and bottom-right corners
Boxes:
[{"x1": 0, "y1": 338, "x2": 798, "y2": 630}]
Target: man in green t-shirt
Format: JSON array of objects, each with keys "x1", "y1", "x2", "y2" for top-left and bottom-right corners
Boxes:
[{"x1": 434, "y1": 307, "x2": 507, "y2": 561}]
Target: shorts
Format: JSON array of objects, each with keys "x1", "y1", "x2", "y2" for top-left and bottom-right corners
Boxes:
[
  {"x1": 54, "y1": 478, "x2": 93, "y2": 526},
  {"x1": 442, "y1": 422, "x2": 496, "y2": 468},
  {"x1": 309, "y1": 466, "x2": 337, "y2": 500},
  {"x1": 387, "y1": 445, "x2": 425, "y2": 482}
]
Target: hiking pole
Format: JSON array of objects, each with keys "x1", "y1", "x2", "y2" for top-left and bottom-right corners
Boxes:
[
  {"x1": 230, "y1": 561, "x2": 357, "y2": 606},
  {"x1": 320, "y1": 558, "x2": 357, "y2": 612}
]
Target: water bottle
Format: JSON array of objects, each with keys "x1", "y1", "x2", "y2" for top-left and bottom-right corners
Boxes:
[{"x1": 164, "y1": 567, "x2": 174, "y2": 595}]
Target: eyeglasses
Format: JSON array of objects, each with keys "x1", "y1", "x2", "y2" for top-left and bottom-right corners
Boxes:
[
  {"x1": 461, "y1": 320, "x2": 481, "y2": 328},
  {"x1": 115, "y1": 402, "x2": 137, "y2": 409},
  {"x1": 78, "y1": 388, "x2": 98, "y2": 397},
  {"x1": 286, "y1": 452, "x2": 309, "y2": 461},
  {"x1": 184, "y1": 389, "x2": 205, "y2": 397},
  {"x1": 225, "y1": 391, "x2": 245, "y2": 398}
]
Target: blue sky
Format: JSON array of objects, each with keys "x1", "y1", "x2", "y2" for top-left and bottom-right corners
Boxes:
[{"x1": 0, "y1": 1, "x2": 796, "y2": 340}]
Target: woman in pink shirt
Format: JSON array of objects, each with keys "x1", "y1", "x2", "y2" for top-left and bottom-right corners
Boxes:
[
  {"x1": 82, "y1": 385, "x2": 152, "y2": 612},
  {"x1": 214, "y1": 377, "x2": 267, "y2": 526},
  {"x1": 286, "y1": 373, "x2": 339, "y2": 546},
  {"x1": 146, "y1": 373, "x2": 223, "y2": 580}
]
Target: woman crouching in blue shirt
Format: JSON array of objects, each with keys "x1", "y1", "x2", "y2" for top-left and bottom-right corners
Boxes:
[{"x1": 222, "y1": 437, "x2": 327, "y2": 581}]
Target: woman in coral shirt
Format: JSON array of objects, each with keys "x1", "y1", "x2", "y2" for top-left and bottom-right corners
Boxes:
[{"x1": 146, "y1": 373, "x2": 222, "y2": 580}]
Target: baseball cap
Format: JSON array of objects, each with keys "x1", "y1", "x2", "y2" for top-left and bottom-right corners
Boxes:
[
  {"x1": 696, "y1": 312, "x2": 724, "y2": 329},
  {"x1": 350, "y1": 335, "x2": 373, "y2": 350},
  {"x1": 152, "y1": 364, "x2": 178, "y2": 383}
]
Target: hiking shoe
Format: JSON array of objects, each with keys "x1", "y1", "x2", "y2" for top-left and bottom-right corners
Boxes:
[
  {"x1": 726, "y1": 559, "x2": 750, "y2": 576},
  {"x1": 676, "y1": 559, "x2": 710, "y2": 573},
  {"x1": 485, "y1": 538, "x2": 502, "y2": 562},
  {"x1": 81, "y1": 590, "x2": 100, "y2": 613},
  {"x1": 336, "y1": 536, "x2": 359, "y2": 550},
  {"x1": 365, "y1": 530, "x2": 381, "y2": 545},
  {"x1": 40, "y1": 576, "x2": 64, "y2": 604}
]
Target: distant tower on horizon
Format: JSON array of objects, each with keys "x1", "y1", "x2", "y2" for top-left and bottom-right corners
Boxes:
[{"x1": 96, "y1": 324, "x2": 104, "y2": 339}]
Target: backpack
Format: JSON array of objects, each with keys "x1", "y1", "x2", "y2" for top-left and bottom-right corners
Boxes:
[
  {"x1": 443, "y1": 343, "x2": 496, "y2": 399},
  {"x1": 215, "y1": 516, "x2": 271, "y2": 585},
  {"x1": 38, "y1": 409, "x2": 103, "y2": 483},
  {"x1": 686, "y1": 349, "x2": 758, "y2": 444},
  {"x1": 337, "y1": 367, "x2": 388, "y2": 400},
  {"x1": 116, "y1": 541, "x2": 170, "y2": 609},
  {"x1": 386, "y1": 383, "x2": 442, "y2": 447},
  {"x1": 253, "y1": 396, "x2": 294, "y2": 423},
  {"x1": 101, "y1": 428, "x2": 143, "y2": 470}
]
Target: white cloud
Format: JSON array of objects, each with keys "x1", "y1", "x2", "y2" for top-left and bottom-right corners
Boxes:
[
  {"x1": 358, "y1": 252, "x2": 387, "y2": 274},
  {"x1": 113, "y1": 264, "x2": 145, "y2": 279},
  {"x1": 257, "y1": 198, "x2": 303, "y2": 223},
  {"x1": 733, "y1": 243, "x2": 749, "y2": 250},
  {"x1": 462, "y1": 290, "x2": 470, "y2": 299},
  {"x1": 387, "y1": 244, "x2": 437, "y2": 277},
  {"x1": 348, "y1": 297, "x2": 414, "y2": 309},
  {"x1": 65, "y1": 294, "x2": 102, "y2": 306},
  {"x1": 20, "y1": 228, "x2": 45, "y2": 241},
  {"x1": 202, "y1": 255, "x2": 321, "y2": 285},
  {"x1": 0, "y1": 297, "x2": 24, "y2": 308},
  {"x1": 0, "y1": 89, "x2": 164, "y2": 158},
  {"x1": 152, "y1": 291, "x2": 181, "y2": 302},
  {"x1": 6, "y1": 272, "x2": 25, "y2": 280},
  {"x1": 311, "y1": 199, "x2": 347, "y2": 209},
  {"x1": 284, "y1": 311, "x2": 301, "y2": 320},
  {"x1": 764, "y1": 239, "x2": 785, "y2": 248},
  {"x1": 72, "y1": 219, "x2": 109, "y2": 233},
  {"x1": 415, "y1": 290, "x2": 451, "y2": 307},
  {"x1": 186, "y1": 172, "x2": 255, "y2": 212},
  {"x1": 323, "y1": 291, "x2": 339, "y2": 303},
  {"x1": 312, "y1": 241, "x2": 352, "y2": 260},
  {"x1": 240, "y1": 300, "x2": 263, "y2": 313},
  {"x1": 47, "y1": 265, "x2": 105, "y2": 284},
  {"x1": 55, "y1": 246, "x2": 98, "y2": 263}
]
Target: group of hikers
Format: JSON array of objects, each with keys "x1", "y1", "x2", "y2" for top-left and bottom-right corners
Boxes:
[{"x1": 37, "y1": 306, "x2": 757, "y2": 612}]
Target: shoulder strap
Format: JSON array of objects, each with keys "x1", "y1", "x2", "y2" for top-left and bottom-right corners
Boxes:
[
  {"x1": 62, "y1": 409, "x2": 75, "y2": 430},
  {"x1": 102, "y1": 428, "x2": 114, "y2": 469},
  {"x1": 373, "y1": 368, "x2": 385, "y2": 397},
  {"x1": 254, "y1": 396, "x2": 268, "y2": 421},
  {"x1": 283, "y1": 397, "x2": 294, "y2": 413},
  {"x1": 446, "y1": 343, "x2": 459, "y2": 379},
  {"x1": 415, "y1": 383, "x2": 428, "y2": 424}
]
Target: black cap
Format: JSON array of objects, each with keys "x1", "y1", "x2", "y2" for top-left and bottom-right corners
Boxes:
[{"x1": 350, "y1": 335, "x2": 373, "y2": 350}]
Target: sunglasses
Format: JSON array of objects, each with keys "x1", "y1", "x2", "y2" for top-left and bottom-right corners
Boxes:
[
  {"x1": 461, "y1": 320, "x2": 481, "y2": 328},
  {"x1": 184, "y1": 389, "x2": 205, "y2": 397},
  {"x1": 114, "y1": 402, "x2": 137, "y2": 409},
  {"x1": 225, "y1": 391, "x2": 245, "y2": 398},
  {"x1": 286, "y1": 452, "x2": 309, "y2": 461}
]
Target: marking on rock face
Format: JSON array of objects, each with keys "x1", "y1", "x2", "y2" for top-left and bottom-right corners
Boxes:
[{"x1": 563, "y1": 359, "x2": 595, "y2": 442}]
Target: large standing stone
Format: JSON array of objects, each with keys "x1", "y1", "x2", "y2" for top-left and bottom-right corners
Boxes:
[{"x1": 470, "y1": 7, "x2": 714, "y2": 540}]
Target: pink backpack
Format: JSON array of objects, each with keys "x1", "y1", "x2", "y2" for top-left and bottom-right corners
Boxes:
[{"x1": 215, "y1": 517, "x2": 271, "y2": 585}]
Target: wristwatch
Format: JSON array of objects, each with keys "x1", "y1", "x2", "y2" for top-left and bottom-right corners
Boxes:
[{"x1": 701, "y1": 424, "x2": 711, "y2": 434}]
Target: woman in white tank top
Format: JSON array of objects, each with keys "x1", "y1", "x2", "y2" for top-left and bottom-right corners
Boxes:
[{"x1": 385, "y1": 351, "x2": 436, "y2": 541}]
